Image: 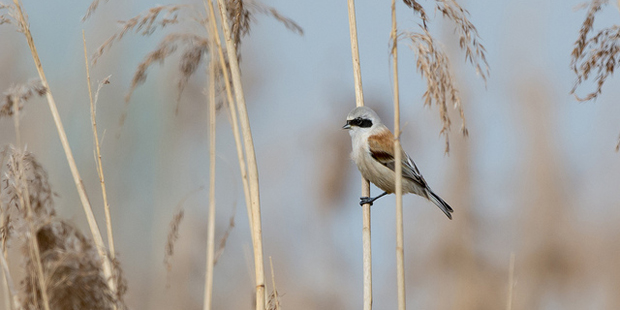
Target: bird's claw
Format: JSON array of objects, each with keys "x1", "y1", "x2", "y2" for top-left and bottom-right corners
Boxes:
[{"x1": 359, "y1": 197, "x2": 374, "y2": 206}]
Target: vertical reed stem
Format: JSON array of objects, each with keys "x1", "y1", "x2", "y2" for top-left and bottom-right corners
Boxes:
[
  {"x1": 346, "y1": 0, "x2": 372, "y2": 309},
  {"x1": 82, "y1": 32, "x2": 118, "y2": 306},
  {"x1": 203, "y1": 0, "x2": 253, "y2": 234},
  {"x1": 12, "y1": 0, "x2": 113, "y2": 292},
  {"x1": 214, "y1": 1, "x2": 266, "y2": 308},
  {"x1": 391, "y1": 1, "x2": 406, "y2": 309},
  {"x1": 203, "y1": 44, "x2": 217, "y2": 310}
]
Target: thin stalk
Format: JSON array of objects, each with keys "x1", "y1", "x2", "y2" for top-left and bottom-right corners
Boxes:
[
  {"x1": 391, "y1": 1, "x2": 405, "y2": 309},
  {"x1": 12, "y1": 0, "x2": 114, "y2": 290},
  {"x1": 214, "y1": 1, "x2": 266, "y2": 309},
  {"x1": 506, "y1": 252, "x2": 515, "y2": 310},
  {"x1": 203, "y1": 42, "x2": 217, "y2": 310},
  {"x1": 346, "y1": 0, "x2": 372, "y2": 309},
  {"x1": 82, "y1": 32, "x2": 118, "y2": 306},
  {"x1": 203, "y1": 0, "x2": 253, "y2": 233}
]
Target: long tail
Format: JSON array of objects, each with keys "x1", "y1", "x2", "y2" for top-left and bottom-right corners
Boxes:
[{"x1": 426, "y1": 190, "x2": 453, "y2": 220}]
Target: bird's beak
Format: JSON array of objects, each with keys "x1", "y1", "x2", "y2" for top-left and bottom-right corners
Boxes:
[{"x1": 342, "y1": 123, "x2": 351, "y2": 130}]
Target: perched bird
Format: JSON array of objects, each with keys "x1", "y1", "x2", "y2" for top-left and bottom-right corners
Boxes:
[{"x1": 343, "y1": 106, "x2": 453, "y2": 219}]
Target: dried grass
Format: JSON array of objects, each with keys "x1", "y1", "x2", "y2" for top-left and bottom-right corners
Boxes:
[
  {"x1": 266, "y1": 257, "x2": 280, "y2": 310},
  {"x1": 0, "y1": 2, "x2": 14, "y2": 26},
  {"x1": 0, "y1": 79, "x2": 47, "y2": 118},
  {"x1": 164, "y1": 187, "x2": 205, "y2": 284},
  {"x1": 3, "y1": 149, "x2": 56, "y2": 227},
  {"x1": 124, "y1": 33, "x2": 209, "y2": 106},
  {"x1": 22, "y1": 220, "x2": 115, "y2": 310},
  {"x1": 401, "y1": 29, "x2": 463, "y2": 153},
  {"x1": 402, "y1": 0, "x2": 428, "y2": 29},
  {"x1": 217, "y1": 0, "x2": 304, "y2": 60},
  {"x1": 1, "y1": 148, "x2": 127, "y2": 310},
  {"x1": 398, "y1": 0, "x2": 488, "y2": 152},
  {"x1": 91, "y1": 5, "x2": 186, "y2": 65},
  {"x1": 213, "y1": 212, "x2": 235, "y2": 265},
  {"x1": 435, "y1": 0, "x2": 489, "y2": 83},
  {"x1": 570, "y1": 0, "x2": 620, "y2": 101},
  {"x1": 82, "y1": 0, "x2": 109, "y2": 22}
]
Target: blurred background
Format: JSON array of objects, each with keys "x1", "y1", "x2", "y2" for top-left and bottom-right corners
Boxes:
[{"x1": 2, "y1": 0, "x2": 620, "y2": 309}]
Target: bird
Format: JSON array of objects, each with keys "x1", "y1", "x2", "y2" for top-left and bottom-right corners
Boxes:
[{"x1": 343, "y1": 106, "x2": 453, "y2": 219}]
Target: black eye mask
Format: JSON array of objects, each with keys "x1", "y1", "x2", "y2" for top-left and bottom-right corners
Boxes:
[{"x1": 347, "y1": 117, "x2": 373, "y2": 128}]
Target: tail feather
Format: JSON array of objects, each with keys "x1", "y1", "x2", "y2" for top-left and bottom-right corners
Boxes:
[{"x1": 427, "y1": 190, "x2": 453, "y2": 220}]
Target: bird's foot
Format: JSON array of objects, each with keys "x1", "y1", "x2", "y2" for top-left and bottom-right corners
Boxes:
[{"x1": 359, "y1": 196, "x2": 374, "y2": 206}]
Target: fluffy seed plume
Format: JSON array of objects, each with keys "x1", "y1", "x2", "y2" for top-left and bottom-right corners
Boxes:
[
  {"x1": 435, "y1": 0, "x2": 489, "y2": 84},
  {"x1": 401, "y1": 29, "x2": 465, "y2": 153},
  {"x1": 92, "y1": 5, "x2": 185, "y2": 65},
  {"x1": 22, "y1": 220, "x2": 117, "y2": 310},
  {"x1": 570, "y1": 0, "x2": 620, "y2": 101},
  {"x1": 3, "y1": 148, "x2": 56, "y2": 225},
  {"x1": 1, "y1": 148, "x2": 126, "y2": 310},
  {"x1": 82, "y1": 0, "x2": 109, "y2": 22},
  {"x1": 402, "y1": 0, "x2": 429, "y2": 29},
  {"x1": 125, "y1": 33, "x2": 209, "y2": 104},
  {"x1": 0, "y1": 79, "x2": 47, "y2": 118},
  {"x1": 0, "y1": 2, "x2": 14, "y2": 26},
  {"x1": 225, "y1": 0, "x2": 303, "y2": 59}
]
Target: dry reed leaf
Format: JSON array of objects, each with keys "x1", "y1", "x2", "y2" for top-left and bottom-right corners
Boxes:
[
  {"x1": 92, "y1": 5, "x2": 185, "y2": 65},
  {"x1": 0, "y1": 79, "x2": 47, "y2": 118},
  {"x1": 401, "y1": 29, "x2": 465, "y2": 152},
  {"x1": 570, "y1": 0, "x2": 620, "y2": 101}
]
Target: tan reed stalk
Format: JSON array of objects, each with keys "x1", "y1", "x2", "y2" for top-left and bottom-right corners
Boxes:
[
  {"x1": 203, "y1": 39, "x2": 217, "y2": 310},
  {"x1": 203, "y1": 0, "x2": 253, "y2": 233},
  {"x1": 215, "y1": 1, "x2": 266, "y2": 309},
  {"x1": 12, "y1": 0, "x2": 114, "y2": 297},
  {"x1": 346, "y1": 0, "x2": 372, "y2": 309},
  {"x1": 82, "y1": 31, "x2": 116, "y2": 260},
  {"x1": 390, "y1": 1, "x2": 405, "y2": 309},
  {"x1": 506, "y1": 252, "x2": 515, "y2": 310},
  {"x1": 82, "y1": 32, "x2": 118, "y2": 306}
]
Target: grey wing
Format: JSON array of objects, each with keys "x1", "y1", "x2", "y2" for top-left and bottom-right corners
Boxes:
[
  {"x1": 402, "y1": 154, "x2": 428, "y2": 188},
  {"x1": 378, "y1": 152, "x2": 427, "y2": 189}
]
